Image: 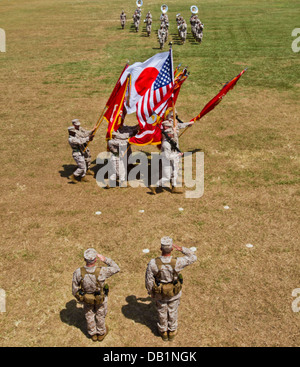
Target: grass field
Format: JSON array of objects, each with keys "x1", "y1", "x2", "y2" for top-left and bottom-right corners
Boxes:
[{"x1": 0, "y1": 0, "x2": 299, "y2": 347}]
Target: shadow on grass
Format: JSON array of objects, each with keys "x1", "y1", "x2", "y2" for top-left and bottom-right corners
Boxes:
[
  {"x1": 170, "y1": 33, "x2": 184, "y2": 46},
  {"x1": 130, "y1": 23, "x2": 139, "y2": 33},
  {"x1": 60, "y1": 300, "x2": 89, "y2": 338},
  {"x1": 59, "y1": 164, "x2": 76, "y2": 178},
  {"x1": 121, "y1": 295, "x2": 158, "y2": 336}
]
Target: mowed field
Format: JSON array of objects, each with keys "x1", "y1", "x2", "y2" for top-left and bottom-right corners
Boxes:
[{"x1": 0, "y1": 0, "x2": 299, "y2": 347}]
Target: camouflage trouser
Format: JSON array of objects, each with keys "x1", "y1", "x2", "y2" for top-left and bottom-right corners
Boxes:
[
  {"x1": 180, "y1": 31, "x2": 187, "y2": 41},
  {"x1": 109, "y1": 155, "x2": 126, "y2": 182},
  {"x1": 73, "y1": 153, "x2": 86, "y2": 177},
  {"x1": 83, "y1": 299, "x2": 108, "y2": 336},
  {"x1": 157, "y1": 156, "x2": 180, "y2": 187},
  {"x1": 83, "y1": 147, "x2": 91, "y2": 170},
  {"x1": 156, "y1": 297, "x2": 180, "y2": 333},
  {"x1": 196, "y1": 32, "x2": 203, "y2": 42}
]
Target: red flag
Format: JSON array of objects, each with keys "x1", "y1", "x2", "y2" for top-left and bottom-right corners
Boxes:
[
  {"x1": 190, "y1": 69, "x2": 247, "y2": 122},
  {"x1": 105, "y1": 77, "x2": 130, "y2": 140},
  {"x1": 128, "y1": 123, "x2": 162, "y2": 146},
  {"x1": 106, "y1": 63, "x2": 129, "y2": 108}
]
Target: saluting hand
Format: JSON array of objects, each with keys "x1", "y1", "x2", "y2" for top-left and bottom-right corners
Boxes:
[
  {"x1": 173, "y1": 244, "x2": 183, "y2": 252},
  {"x1": 97, "y1": 254, "x2": 106, "y2": 262}
]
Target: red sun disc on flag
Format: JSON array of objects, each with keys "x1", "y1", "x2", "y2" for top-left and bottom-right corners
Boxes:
[{"x1": 135, "y1": 67, "x2": 159, "y2": 96}]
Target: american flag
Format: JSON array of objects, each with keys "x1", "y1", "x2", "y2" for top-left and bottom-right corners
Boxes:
[{"x1": 136, "y1": 51, "x2": 174, "y2": 128}]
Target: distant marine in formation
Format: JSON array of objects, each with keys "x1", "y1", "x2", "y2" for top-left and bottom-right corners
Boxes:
[
  {"x1": 176, "y1": 13, "x2": 187, "y2": 44},
  {"x1": 133, "y1": 0, "x2": 143, "y2": 32},
  {"x1": 120, "y1": 10, "x2": 126, "y2": 29},
  {"x1": 144, "y1": 11, "x2": 153, "y2": 37}
]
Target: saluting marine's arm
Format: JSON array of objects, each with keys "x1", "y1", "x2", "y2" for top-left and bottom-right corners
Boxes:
[
  {"x1": 99, "y1": 257, "x2": 120, "y2": 280},
  {"x1": 174, "y1": 247, "x2": 197, "y2": 273}
]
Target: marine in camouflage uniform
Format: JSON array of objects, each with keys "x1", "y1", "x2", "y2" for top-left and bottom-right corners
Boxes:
[
  {"x1": 150, "y1": 110, "x2": 194, "y2": 194},
  {"x1": 178, "y1": 20, "x2": 187, "y2": 44},
  {"x1": 176, "y1": 13, "x2": 182, "y2": 24},
  {"x1": 107, "y1": 125, "x2": 139, "y2": 187},
  {"x1": 120, "y1": 11, "x2": 126, "y2": 29},
  {"x1": 158, "y1": 25, "x2": 167, "y2": 49},
  {"x1": 145, "y1": 11, "x2": 152, "y2": 36},
  {"x1": 72, "y1": 119, "x2": 96, "y2": 176},
  {"x1": 72, "y1": 248, "x2": 120, "y2": 342},
  {"x1": 160, "y1": 13, "x2": 169, "y2": 25},
  {"x1": 195, "y1": 21, "x2": 204, "y2": 43},
  {"x1": 68, "y1": 126, "x2": 93, "y2": 183},
  {"x1": 133, "y1": 9, "x2": 141, "y2": 32},
  {"x1": 145, "y1": 237, "x2": 197, "y2": 341},
  {"x1": 190, "y1": 14, "x2": 198, "y2": 38}
]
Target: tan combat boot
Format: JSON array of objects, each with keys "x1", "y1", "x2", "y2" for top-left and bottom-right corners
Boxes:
[
  {"x1": 168, "y1": 330, "x2": 178, "y2": 341},
  {"x1": 149, "y1": 186, "x2": 156, "y2": 195},
  {"x1": 159, "y1": 330, "x2": 168, "y2": 342},
  {"x1": 98, "y1": 326, "x2": 109, "y2": 341},
  {"x1": 171, "y1": 185, "x2": 182, "y2": 194},
  {"x1": 69, "y1": 174, "x2": 78, "y2": 184},
  {"x1": 86, "y1": 169, "x2": 94, "y2": 176},
  {"x1": 91, "y1": 334, "x2": 98, "y2": 342},
  {"x1": 81, "y1": 176, "x2": 89, "y2": 182}
]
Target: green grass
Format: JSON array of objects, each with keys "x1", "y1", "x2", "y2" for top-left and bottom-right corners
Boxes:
[{"x1": 2, "y1": 0, "x2": 299, "y2": 95}]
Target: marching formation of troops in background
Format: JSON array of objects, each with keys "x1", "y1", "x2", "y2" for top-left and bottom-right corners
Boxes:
[
  {"x1": 190, "y1": 12, "x2": 204, "y2": 43},
  {"x1": 119, "y1": 5, "x2": 204, "y2": 49}
]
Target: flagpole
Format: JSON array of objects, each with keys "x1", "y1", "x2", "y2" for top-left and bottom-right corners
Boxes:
[
  {"x1": 108, "y1": 75, "x2": 130, "y2": 140},
  {"x1": 178, "y1": 69, "x2": 247, "y2": 140},
  {"x1": 83, "y1": 105, "x2": 107, "y2": 152},
  {"x1": 168, "y1": 42, "x2": 177, "y2": 131}
]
